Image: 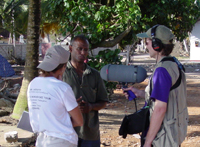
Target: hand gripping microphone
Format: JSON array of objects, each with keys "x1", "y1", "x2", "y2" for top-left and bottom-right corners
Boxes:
[
  {"x1": 123, "y1": 85, "x2": 137, "y2": 101},
  {"x1": 100, "y1": 64, "x2": 147, "y2": 101}
]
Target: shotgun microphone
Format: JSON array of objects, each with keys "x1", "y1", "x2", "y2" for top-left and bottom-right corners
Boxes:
[
  {"x1": 100, "y1": 64, "x2": 147, "y2": 83},
  {"x1": 100, "y1": 64, "x2": 147, "y2": 101}
]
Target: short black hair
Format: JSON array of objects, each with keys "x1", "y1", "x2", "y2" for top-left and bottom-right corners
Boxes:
[{"x1": 70, "y1": 35, "x2": 89, "y2": 46}]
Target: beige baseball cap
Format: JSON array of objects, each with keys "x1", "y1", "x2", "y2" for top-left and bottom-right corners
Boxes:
[
  {"x1": 137, "y1": 25, "x2": 175, "y2": 44},
  {"x1": 37, "y1": 45, "x2": 70, "y2": 71}
]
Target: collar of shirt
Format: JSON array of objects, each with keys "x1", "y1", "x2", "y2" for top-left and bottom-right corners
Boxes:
[{"x1": 67, "y1": 61, "x2": 92, "y2": 75}]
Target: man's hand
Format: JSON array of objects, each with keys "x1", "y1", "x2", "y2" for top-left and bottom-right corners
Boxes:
[
  {"x1": 79, "y1": 100, "x2": 93, "y2": 113},
  {"x1": 77, "y1": 96, "x2": 82, "y2": 104},
  {"x1": 77, "y1": 97, "x2": 107, "y2": 113}
]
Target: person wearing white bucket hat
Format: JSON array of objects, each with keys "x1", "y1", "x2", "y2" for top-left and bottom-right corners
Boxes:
[{"x1": 27, "y1": 45, "x2": 83, "y2": 147}]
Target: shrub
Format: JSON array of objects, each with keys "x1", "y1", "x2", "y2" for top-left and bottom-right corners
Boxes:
[{"x1": 87, "y1": 49, "x2": 122, "y2": 97}]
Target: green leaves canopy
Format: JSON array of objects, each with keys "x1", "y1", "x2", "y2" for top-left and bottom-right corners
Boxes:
[
  {"x1": 0, "y1": 0, "x2": 29, "y2": 38},
  {"x1": 138, "y1": 0, "x2": 200, "y2": 41},
  {"x1": 44, "y1": 0, "x2": 200, "y2": 49}
]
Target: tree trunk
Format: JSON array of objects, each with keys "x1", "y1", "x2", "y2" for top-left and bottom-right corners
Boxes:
[{"x1": 12, "y1": 0, "x2": 41, "y2": 119}]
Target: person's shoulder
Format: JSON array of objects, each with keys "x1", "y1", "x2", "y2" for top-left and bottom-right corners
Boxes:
[
  {"x1": 154, "y1": 67, "x2": 169, "y2": 75},
  {"x1": 87, "y1": 65, "x2": 102, "y2": 79},
  {"x1": 160, "y1": 56, "x2": 177, "y2": 65},
  {"x1": 53, "y1": 79, "x2": 72, "y2": 89},
  {"x1": 159, "y1": 57, "x2": 177, "y2": 70},
  {"x1": 161, "y1": 61, "x2": 178, "y2": 72},
  {"x1": 30, "y1": 77, "x2": 42, "y2": 83},
  {"x1": 157, "y1": 59, "x2": 179, "y2": 78},
  {"x1": 53, "y1": 78, "x2": 68, "y2": 85},
  {"x1": 89, "y1": 66, "x2": 99, "y2": 73},
  {"x1": 61, "y1": 82, "x2": 72, "y2": 89},
  {"x1": 66, "y1": 61, "x2": 73, "y2": 70}
]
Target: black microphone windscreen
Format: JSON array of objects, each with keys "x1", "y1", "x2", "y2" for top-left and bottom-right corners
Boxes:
[{"x1": 100, "y1": 64, "x2": 147, "y2": 83}]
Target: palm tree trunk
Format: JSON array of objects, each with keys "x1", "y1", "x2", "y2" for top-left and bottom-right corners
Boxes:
[{"x1": 12, "y1": 0, "x2": 41, "y2": 119}]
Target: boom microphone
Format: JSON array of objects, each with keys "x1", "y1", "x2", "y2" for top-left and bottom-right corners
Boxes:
[{"x1": 100, "y1": 64, "x2": 147, "y2": 83}]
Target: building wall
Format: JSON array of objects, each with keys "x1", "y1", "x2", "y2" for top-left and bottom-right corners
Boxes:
[
  {"x1": 0, "y1": 43, "x2": 118, "y2": 62},
  {"x1": 0, "y1": 45, "x2": 26, "y2": 60},
  {"x1": 0, "y1": 44, "x2": 69, "y2": 61},
  {"x1": 89, "y1": 44, "x2": 119, "y2": 56},
  {"x1": 190, "y1": 21, "x2": 200, "y2": 60}
]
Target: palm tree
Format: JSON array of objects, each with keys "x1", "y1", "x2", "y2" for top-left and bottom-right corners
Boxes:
[
  {"x1": 0, "y1": 0, "x2": 29, "y2": 42},
  {"x1": 12, "y1": 0, "x2": 41, "y2": 119}
]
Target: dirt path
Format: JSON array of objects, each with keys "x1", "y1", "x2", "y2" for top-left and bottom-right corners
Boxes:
[
  {"x1": 99, "y1": 73, "x2": 200, "y2": 147},
  {"x1": 0, "y1": 61, "x2": 200, "y2": 147}
]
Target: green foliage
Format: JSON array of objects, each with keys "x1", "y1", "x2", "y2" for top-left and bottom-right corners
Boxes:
[
  {"x1": 1, "y1": 0, "x2": 200, "y2": 47},
  {"x1": 43, "y1": 0, "x2": 200, "y2": 49},
  {"x1": 43, "y1": 0, "x2": 141, "y2": 48},
  {"x1": 87, "y1": 49, "x2": 122, "y2": 97},
  {"x1": 138, "y1": 0, "x2": 200, "y2": 41},
  {"x1": 0, "y1": 0, "x2": 29, "y2": 38}
]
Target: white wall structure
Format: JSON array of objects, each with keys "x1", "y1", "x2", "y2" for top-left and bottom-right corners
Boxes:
[
  {"x1": 190, "y1": 21, "x2": 200, "y2": 60},
  {"x1": 0, "y1": 44, "x2": 68, "y2": 61},
  {"x1": 0, "y1": 45, "x2": 26, "y2": 60},
  {"x1": 89, "y1": 44, "x2": 119, "y2": 56}
]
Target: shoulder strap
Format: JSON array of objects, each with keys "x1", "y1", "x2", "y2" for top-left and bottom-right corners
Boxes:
[
  {"x1": 170, "y1": 68, "x2": 181, "y2": 91},
  {"x1": 160, "y1": 57, "x2": 185, "y2": 72},
  {"x1": 161, "y1": 57, "x2": 184, "y2": 91}
]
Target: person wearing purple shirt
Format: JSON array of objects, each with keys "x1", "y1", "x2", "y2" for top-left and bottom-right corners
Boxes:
[
  {"x1": 123, "y1": 25, "x2": 187, "y2": 147},
  {"x1": 151, "y1": 67, "x2": 171, "y2": 103}
]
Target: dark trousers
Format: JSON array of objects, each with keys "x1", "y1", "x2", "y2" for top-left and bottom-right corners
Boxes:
[{"x1": 78, "y1": 138, "x2": 100, "y2": 147}]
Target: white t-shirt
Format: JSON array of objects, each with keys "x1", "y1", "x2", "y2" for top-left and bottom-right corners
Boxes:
[{"x1": 27, "y1": 77, "x2": 78, "y2": 145}]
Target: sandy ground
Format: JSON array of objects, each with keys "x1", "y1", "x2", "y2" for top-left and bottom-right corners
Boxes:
[
  {"x1": 99, "y1": 73, "x2": 200, "y2": 147},
  {"x1": 0, "y1": 58, "x2": 200, "y2": 147}
]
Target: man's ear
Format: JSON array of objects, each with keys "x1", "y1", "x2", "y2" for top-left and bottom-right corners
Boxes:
[{"x1": 69, "y1": 45, "x2": 72, "y2": 52}]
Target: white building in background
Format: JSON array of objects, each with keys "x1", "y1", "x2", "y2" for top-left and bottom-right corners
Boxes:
[
  {"x1": 89, "y1": 44, "x2": 119, "y2": 56},
  {"x1": 190, "y1": 20, "x2": 200, "y2": 60},
  {"x1": 19, "y1": 34, "x2": 25, "y2": 44}
]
